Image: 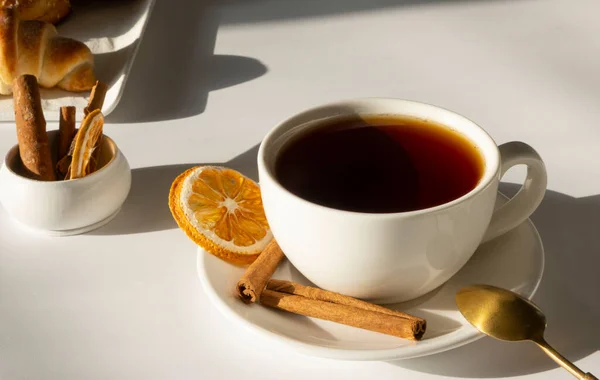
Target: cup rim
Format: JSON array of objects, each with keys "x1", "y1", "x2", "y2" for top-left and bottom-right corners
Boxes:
[
  {"x1": 257, "y1": 97, "x2": 501, "y2": 218},
  {"x1": 2, "y1": 131, "x2": 121, "y2": 186}
]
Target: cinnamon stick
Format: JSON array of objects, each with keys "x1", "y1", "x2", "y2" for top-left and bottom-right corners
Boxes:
[
  {"x1": 83, "y1": 80, "x2": 108, "y2": 116},
  {"x1": 59, "y1": 81, "x2": 109, "y2": 179},
  {"x1": 57, "y1": 132, "x2": 78, "y2": 180},
  {"x1": 12, "y1": 74, "x2": 55, "y2": 181},
  {"x1": 260, "y1": 289, "x2": 426, "y2": 341},
  {"x1": 55, "y1": 106, "x2": 76, "y2": 178},
  {"x1": 84, "y1": 81, "x2": 108, "y2": 173},
  {"x1": 267, "y1": 279, "x2": 424, "y2": 323},
  {"x1": 56, "y1": 155, "x2": 71, "y2": 179},
  {"x1": 236, "y1": 239, "x2": 285, "y2": 304},
  {"x1": 57, "y1": 106, "x2": 76, "y2": 159}
]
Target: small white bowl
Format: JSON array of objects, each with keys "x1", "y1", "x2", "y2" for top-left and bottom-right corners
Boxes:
[{"x1": 0, "y1": 130, "x2": 131, "y2": 236}]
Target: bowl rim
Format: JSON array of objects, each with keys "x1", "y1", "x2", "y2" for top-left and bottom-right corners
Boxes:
[{"x1": 2, "y1": 132, "x2": 122, "y2": 186}]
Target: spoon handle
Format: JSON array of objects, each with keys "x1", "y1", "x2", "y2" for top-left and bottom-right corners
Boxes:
[{"x1": 534, "y1": 338, "x2": 595, "y2": 379}]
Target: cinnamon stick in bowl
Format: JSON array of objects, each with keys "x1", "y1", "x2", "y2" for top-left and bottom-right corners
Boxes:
[
  {"x1": 12, "y1": 74, "x2": 55, "y2": 181},
  {"x1": 84, "y1": 80, "x2": 108, "y2": 116},
  {"x1": 57, "y1": 106, "x2": 76, "y2": 160},
  {"x1": 56, "y1": 106, "x2": 76, "y2": 178},
  {"x1": 56, "y1": 80, "x2": 109, "y2": 178},
  {"x1": 85, "y1": 81, "x2": 108, "y2": 174}
]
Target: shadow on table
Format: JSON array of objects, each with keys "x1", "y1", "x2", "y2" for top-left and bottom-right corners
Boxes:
[
  {"x1": 106, "y1": 0, "x2": 516, "y2": 123},
  {"x1": 105, "y1": 0, "x2": 268, "y2": 123},
  {"x1": 89, "y1": 144, "x2": 260, "y2": 235},
  {"x1": 391, "y1": 183, "x2": 600, "y2": 377},
  {"x1": 216, "y1": 0, "x2": 504, "y2": 24}
]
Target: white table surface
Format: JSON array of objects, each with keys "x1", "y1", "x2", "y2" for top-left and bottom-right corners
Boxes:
[{"x1": 1, "y1": 0, "x2": 599, "y2": 378}]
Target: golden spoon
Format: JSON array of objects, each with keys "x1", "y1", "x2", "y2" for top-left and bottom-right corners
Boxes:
[{"x1": 456, "y1": 284, "x2": 597, "y2": 380}]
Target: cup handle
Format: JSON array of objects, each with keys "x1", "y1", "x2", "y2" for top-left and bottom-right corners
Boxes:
[{"x1": 482, "y1": 141, "x2": 547, "y2": 243}]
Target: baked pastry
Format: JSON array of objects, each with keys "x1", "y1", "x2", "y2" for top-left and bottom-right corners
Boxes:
[
  {"x1": 0, "y1": 7, "x2": 96, "y2": 95},
  {"x1": 0, "y1": 0, "x2": 71, "y2": 24}
]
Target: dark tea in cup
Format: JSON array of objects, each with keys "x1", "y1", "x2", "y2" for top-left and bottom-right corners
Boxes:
[{"x1": 275, "y1": 116, "x2": 484, "y2": 213}]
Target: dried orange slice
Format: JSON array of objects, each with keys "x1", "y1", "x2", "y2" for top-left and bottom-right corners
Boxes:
[
  {"x1": 169, "y1": 166, "x2": 273, "y2": 265},
  {"x1": 69, "y1": 109, "x2": 104, "y2": 179}
]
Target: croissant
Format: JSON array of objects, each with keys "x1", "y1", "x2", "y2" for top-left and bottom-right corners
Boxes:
[
  {"x1": 0, "y1": 0, "x2": 71, "y2": 24},
  {"x1": 0, "y1": 7, "x2": 95, "y2": 95}
]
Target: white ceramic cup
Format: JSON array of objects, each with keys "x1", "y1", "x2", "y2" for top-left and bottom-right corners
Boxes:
[
  {"x1": 257, "y1": 98, "x2": 547, "y2": 303},
  {"x1": 0, "y1": 130, "x2": 131, "y2": 236}
]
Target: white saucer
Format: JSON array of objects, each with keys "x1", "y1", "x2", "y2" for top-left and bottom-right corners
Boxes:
[{"x1": 197, "y1": 193, "x2": 544, "y2": 361}]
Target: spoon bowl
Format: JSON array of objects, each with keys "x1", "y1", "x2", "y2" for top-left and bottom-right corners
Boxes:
[
  {"x1": 456, "y1": 284, "x2": 597, "y2": 380},
  {"x1": 456, "y1": 284, "x2": 546, "y2": 342}
]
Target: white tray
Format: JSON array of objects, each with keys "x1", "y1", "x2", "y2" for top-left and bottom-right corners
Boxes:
[{"x1": 0, "y1": 0, "x2": 156, "y2": 121}]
